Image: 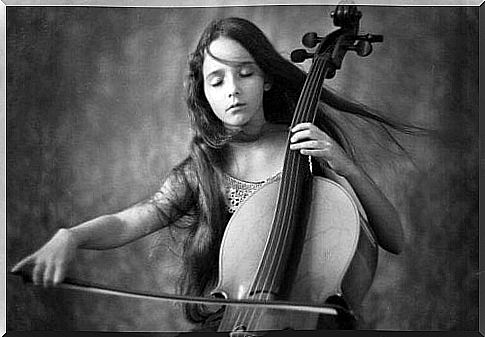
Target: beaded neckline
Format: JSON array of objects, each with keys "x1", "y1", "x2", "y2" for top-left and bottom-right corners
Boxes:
[{"x1": 223, "y1": 171, "x2": 281, "y2": 213}]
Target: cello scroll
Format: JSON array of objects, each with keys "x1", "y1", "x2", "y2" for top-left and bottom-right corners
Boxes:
[{"x1": 291, "y1": 5, "x2": 383, "y2": 78}]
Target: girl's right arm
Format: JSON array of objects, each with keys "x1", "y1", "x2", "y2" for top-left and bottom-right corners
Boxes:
[
  {"x1": 12, "y1": 158, "x2": 195, "y2": 288},
  {"x1": 11, "y1": 202, "x2": 163, "y2": 287},
  {"x1": 69, "y1": 202, "x2": 162, "y2": 250}
]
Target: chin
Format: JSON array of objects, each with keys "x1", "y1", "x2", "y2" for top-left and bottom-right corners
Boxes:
[{"x1": 223, "y1": 119, "x2": 250, "y2": 130}]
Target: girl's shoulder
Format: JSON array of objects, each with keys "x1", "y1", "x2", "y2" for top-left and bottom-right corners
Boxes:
[
  {"x1": 150, "y1": 156, "x2": 199, "y2": 217},
  {"x1": 156, "y1": 156, "x2": 198, "y2": 199},
  {"x1": 172, "y1": 156, "x2": 197, "y2": 177}
]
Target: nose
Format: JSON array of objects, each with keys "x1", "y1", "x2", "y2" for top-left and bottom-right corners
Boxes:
[
  {"x1": 228, "y1": 90, "x2": 240, "y2": 98},
  {"x1": 227, "y1": 74, "x2": 241, "y2": 98}
]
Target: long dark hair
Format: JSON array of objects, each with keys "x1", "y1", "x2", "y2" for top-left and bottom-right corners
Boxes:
[{"x1": 180, "y1": 17, "x2": 418, "y2": 324}]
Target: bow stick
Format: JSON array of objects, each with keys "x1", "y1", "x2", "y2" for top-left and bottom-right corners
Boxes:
[{"x1": 10, "y1": 270, "x2": 349, "y2": 316}]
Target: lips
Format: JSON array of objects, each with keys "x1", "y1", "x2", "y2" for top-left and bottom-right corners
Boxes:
[{"x1": 226, "y1": 102, "x2": 246, "y2": 112}]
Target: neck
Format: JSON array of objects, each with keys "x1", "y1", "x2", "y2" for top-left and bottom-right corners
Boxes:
[
  {"x1": 229, "y1": 122, "x2": 287, "y2": 145},
  {"x1": 222, "y1": 123, "x2": 288, "y2": 181}
]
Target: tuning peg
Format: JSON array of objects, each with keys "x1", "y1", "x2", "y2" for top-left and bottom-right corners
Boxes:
[
  {"x1": 349, "y1": 40, "x2": 372, "y2": 57},
  {"x1": 291, "y1": 49, "x2": 314, "y2": 63},
  {"x1": 348, "y1": 34, "x2": 383, "y2": 57},
  {"x1": 302, "y1": 32, "x2": 323, "y2": 48},
  {"x1": 357, "y1": 33, "x2": 383, "y2": 43}
]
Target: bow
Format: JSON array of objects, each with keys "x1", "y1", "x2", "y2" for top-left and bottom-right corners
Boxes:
[{"x1": 10, "y1": 270, "x2": 349, "y2": 316}]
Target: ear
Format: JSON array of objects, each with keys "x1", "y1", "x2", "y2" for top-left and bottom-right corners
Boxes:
[{"x1": 263, "y1": 75, "x2": 273, "y2": 91}]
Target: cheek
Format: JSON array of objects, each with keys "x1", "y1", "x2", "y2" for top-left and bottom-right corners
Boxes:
[
  {"x1": 203, "y1": 84, "x2": 211, "y2": 103},
  {"x1": 206, "y1": 92, "x2": 218, "y2": 107},
  {"x1": 204, "y1": 89, "x2": 224, "y2": 115},
  {"x1": 203, "y1": 86, "x2": 215, "y2": 106},
  {"x1": 252, "y1": 84, "x2": 266, "y2": 103},
  {"x1": 250, "y1": 78, "x2": 265, "y2": 95}
]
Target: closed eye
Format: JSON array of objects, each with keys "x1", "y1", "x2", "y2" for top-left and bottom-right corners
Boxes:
[
  {"x1": 240, "y1": 71, "x2": 253, "y2": 78},
  {"x1": 239, "y1": 66, "x2": 254, "y2": 78},
  {"x1": 209, "y1": 77, "x2": 223, "y2": 87}
]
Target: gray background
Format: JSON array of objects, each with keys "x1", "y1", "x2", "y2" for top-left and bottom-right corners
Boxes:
[{"x1": 6, "y1": 5, "x2": 478, "y2": 331}]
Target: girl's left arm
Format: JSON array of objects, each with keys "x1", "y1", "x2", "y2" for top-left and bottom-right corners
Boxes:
[{"x1": 290, "y1": 123, "x2": 404, "y2": 255}]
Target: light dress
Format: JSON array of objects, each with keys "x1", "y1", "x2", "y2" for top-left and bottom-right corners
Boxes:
[{"x1": 223, "y1": 171, "x2": 282, "y2": 214}]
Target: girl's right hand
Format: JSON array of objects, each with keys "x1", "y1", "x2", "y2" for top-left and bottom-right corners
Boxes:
[{"x1": 11, "y1": 228, "x2": 78, "y2": 287}]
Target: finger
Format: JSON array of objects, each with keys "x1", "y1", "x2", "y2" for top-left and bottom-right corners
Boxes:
[
  {"x1": 291, "y1": 124, "x2": 329, "y2": 141},
  {"x1": 290, "y1": 140, "x2": 329, "y2": 150},
  {"x1": 11, "y1": 254, "x2": 35, "y2": 273},
  {"x1": 53, "y1": 263, "x2": 66, "y2": 286},
  {"x1": 43, "y1": 263, "x2": 55, "y2": 288},
  {"x1": 291, "y1": 122, "x2": 314, "y2": 132},
  {"x1": 32, "y1": 262, "x2": 44, "y2": 286},
  {"x1": 290, "y1": 130, "x2": 314, "y2": 143},
  {"x1": 299, "y1": 149, "x2": 327, "y2": 156}
]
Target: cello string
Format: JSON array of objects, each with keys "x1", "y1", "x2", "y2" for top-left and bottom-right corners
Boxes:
[
  {"x1": 246, "y1": 58, "x2": 329, "y2": 330},
  {"x1": 246, "y1": 53, "x2": 330, "y2": 330},
  {"x1": 264, "y1": 55, "x2": 326, "y2": 284},
  {"x1": 258, "y1": 56, "x2": 328, "y2": 297},
  {"x1": 246, "y1": 58, "x2": 326, "y2": 330},
  {"x1": 262, "y1": 56, "x2": 329, "y2": 305},
  {"x1": 273, "y1": 56, "x2": 332, "y2": 287},
  {"x1": 228, "y1": 55, "x2": 331, "y2": 331},
  {"x1": 243, "y1": 56, "x2": 329, "y2": 330},
  {"x1": 251, "y1": 55, "x2": 325, "y2": 304},
  {"x1": 266, "y1": 58, "x2": 331, "y2": 296},
  {"x1": 235, "y1": 62, "x2": 321, "y2": 329}
]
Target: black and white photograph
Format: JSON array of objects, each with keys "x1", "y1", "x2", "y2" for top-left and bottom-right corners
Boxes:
[{"x1": 4, "y1": 1, "x2": 480, "y2": 334}]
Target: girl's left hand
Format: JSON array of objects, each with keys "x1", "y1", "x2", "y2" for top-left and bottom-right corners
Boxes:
[{"x1": 290, "y1": 122, "x2": 357, "y2": 177}]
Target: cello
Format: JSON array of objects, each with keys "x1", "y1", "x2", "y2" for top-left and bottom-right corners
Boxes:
[{"x1": 210, "y1": 5, "x2": 382, "y2": 335}]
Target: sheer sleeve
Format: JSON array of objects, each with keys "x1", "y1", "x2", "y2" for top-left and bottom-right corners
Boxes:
[{"x1": 149, "y1": 158, "x2": 198, "y2": 228}]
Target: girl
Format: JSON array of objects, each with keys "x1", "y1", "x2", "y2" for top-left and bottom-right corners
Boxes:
[{"x1": 12, "y1": 17, "x2": 409, "y2": 331}]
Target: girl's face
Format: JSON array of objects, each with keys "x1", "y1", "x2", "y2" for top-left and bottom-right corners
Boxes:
[{"x1": 202, "y1": 37, "x2": 267, "y2": 133}]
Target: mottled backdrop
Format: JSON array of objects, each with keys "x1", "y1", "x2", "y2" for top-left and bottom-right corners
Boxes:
[{"x1": 6, "y1": 5, "x2": 478, "y2": 332}]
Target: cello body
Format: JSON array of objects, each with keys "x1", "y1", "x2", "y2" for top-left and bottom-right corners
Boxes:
[{"x1": 212, "y1": 175, "x2": 378, "y2": 333}]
